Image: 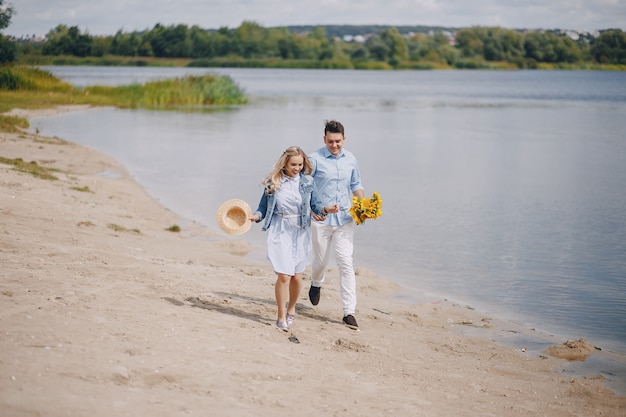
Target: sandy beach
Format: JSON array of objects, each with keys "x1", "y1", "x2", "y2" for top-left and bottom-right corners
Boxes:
[{"x1": 1, "y1": 108, "x2": 625, "y2": 416}]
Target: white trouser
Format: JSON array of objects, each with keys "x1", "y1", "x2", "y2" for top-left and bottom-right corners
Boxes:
[{"x1": 311, "y1": 221, "x2": 356, "y2": 316}]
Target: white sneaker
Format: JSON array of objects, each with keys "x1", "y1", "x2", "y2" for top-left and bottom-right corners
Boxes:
[{"x1": 276, "y1": 320, "x2": 289, "y2": 332}]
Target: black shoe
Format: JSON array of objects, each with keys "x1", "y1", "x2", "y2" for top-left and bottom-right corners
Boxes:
[
  {"x1": 308, "y1": 285, "x2": 320, "y2": 306},
  {"x1": 342, "y1": 314, "x2": 359, "y2": 329}
]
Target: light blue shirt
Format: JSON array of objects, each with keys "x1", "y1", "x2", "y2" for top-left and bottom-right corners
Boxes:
[{"x1": 309, "y1": 146, "x2": 364, "y2": 227}]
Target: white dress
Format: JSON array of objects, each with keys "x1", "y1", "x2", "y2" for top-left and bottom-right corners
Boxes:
[{"x1": 266, "y1": 175, "x2": 312, "y2": 275}]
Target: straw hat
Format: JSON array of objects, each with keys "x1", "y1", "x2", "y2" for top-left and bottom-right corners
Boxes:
[{"x1": 216, "y1": 199, "x2": 252, "y2": 235}]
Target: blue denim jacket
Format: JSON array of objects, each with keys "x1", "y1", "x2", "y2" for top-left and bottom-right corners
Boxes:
[{"x1": 253, "y1": 174, "x2": 325, "y2": 231}]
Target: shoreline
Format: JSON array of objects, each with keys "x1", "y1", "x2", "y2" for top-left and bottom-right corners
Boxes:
[
  {"x1": 227, "y1": 217, "x2": 626, "y2": 396},
  {"x1": 1, "y1": 109, "x2": 625, "y2": 415}
]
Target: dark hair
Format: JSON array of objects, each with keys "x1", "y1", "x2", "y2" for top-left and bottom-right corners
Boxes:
[{"x1": 324, "y1": 120, "x2": 344, "y2": 136}]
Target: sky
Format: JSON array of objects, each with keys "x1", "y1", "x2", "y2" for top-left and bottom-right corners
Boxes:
[{"x1": 4, "y1": 0, "x2": 626, "y2": 38}]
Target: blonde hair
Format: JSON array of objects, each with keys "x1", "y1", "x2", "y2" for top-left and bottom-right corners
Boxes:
[{"x1": 263, "y1": 146, "x2": 313, "y2": 195}]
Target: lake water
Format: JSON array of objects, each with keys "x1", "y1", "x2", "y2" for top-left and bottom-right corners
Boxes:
[{"x1": 33, "y1": 66, "x2": 626, "y2": 392}]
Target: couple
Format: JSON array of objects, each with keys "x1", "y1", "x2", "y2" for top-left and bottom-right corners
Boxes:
[{"x1": 249, "y1": 120, "x2": 365, "y2": 332}]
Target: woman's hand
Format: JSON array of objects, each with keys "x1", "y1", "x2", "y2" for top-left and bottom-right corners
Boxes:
[{"x1": 249, "y1": 214, "x2": 260, "y2": 222}]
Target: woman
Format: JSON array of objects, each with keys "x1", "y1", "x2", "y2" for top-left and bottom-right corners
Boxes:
[{"x1": 250, "y1": 146, "x2": 338, "y2": 331}]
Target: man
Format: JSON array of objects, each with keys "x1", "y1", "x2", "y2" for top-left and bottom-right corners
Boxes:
[{"x1": 308, "y1": 120, "x2": 364, "y2": 329}]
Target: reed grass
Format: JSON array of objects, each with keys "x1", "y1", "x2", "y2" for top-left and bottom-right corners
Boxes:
[
  {"x1": 188, "y1": 57, "x2": 355, "y2": 70},
  {"x1": 18, "y1": 54, "x2": 194, "y2": 67},
  {"x1": 0, "y1": 66, "x2": 74, "y2": 93},
  {"x1": 108, "y1": 223, "x2": 141, "y2": 234},
  {"x1": 70, "y1": 185, "x2": 93, "y2": 193},
  {"x1": 0, "y1": 114, "x2": 29, "y2": 132},
  {"x1": 0, "y1": 156, "x2": 60, "y2": 180},
  {"x1": 0, "y1": 66, "x2": 248, "y2": 116},
  {"x1": 89, "y1": 75, "x2": 248, "y2": 108}
]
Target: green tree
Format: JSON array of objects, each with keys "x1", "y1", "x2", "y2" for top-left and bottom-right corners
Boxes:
[
  {"x1": 0, "y1": 0, "x2": 17, "y2": 63},
  {"x1": 0, "y1": 34, "x2": 15, "y2": 62},
  {"x1": 590, "y1": 29, "x2": 626, "y2": 64},
  {"x1": 307, "y1": 27, "x2": 337, "y2": 60},
  {"x1": 318, "y1": 37, "x2": 337, "y2": 60},
  {"x1": 137, "y1": 40, "x2": 153, "y2": 57},
  {"x1": 406, "y1": 33, "x2": 430, "y2": 61},
  {"x1": 425, "y1": 32, "x2": 459, "y2": 65},
  {"x1": 349, "y1": 45, "x2": 369, "y2": 61},
  {"x1": 438, "y1": 44, "x2": 460, "y2": 66},
  {"x1": 41, "y1": 25, "x2": 93, "y2": 57},
  {"x1": 523, "y1": 31, "x2": 580, "y2": 63},
  {"x1": 90, "y1": 35, "x2": 109, "y2": 57},
  {"x1": 149, "y1": 23, "x2": 190, "y2": 57},
  {"x1": 379, "y1": 27, "x2": 408, "y2": 65},
  {"x1": 265, "y1": 27, "x2": 291, "y2": 59},
  {"x1": 365, "y1": 35, "x2": 390, "y2": 61},
  {"x1": 42, "y1": 25, "x2": 72, "y2": 55},
  {"x1": 211, "y1": 26, "x2": 234, "y2": 57},
  {"x1": 278, "y1": 27, "x2": 327, "y2": 61},
  {"x1": 188, "y1": 25, "x2": 213, "y2": 58},
  {"x1": 456, "y1": 27, "x2": 524, "y2": 61},
  {"x1": 68, "y1": 26, "x2": 92, "y2": 57},
  {"x1": 138, "y1": 29, "x2": 155, "y2": 57},
  {"x1": 523, "y1": 32, "x2": 552, "y2": 62},
  {"x1": 499, "y1": 29, "x2": 525, "y2": 60},
  {"x1": 431, "y1": 31, "x2": 450, "y2": 47},
  {"x1": 0, "y1": 0, "x2": 14, "y2": 29},
  {"x1": 290, "y1": 33, "x2": 321, "y2": 60},
  {"x1": 111, "y1": 30, "x2": 141, "y2": 56},
  {"x1": 455, "y1": 28, "x2": 484, "y2": 58},
  {"x1": 556, "y1": 36, "x2": 582, "y2": 62},
  {"x1": 234, "y1": 21, "x2": 266, "y2": 58},
  {"x1": 308, "y1": 27, "x2": 326, "y2": 42},
  {"x1": 277, "y1": 36, "x2": 296, "y2": 59}
]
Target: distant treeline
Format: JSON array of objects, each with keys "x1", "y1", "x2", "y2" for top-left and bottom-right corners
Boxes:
[{"x1": 8, "y1": 22, "x2": 626, "y2": 69}]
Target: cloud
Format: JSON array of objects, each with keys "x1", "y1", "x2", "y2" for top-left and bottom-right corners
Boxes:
[{"x1": 5, "y1": 0, "x2": 625, "y2": 37}]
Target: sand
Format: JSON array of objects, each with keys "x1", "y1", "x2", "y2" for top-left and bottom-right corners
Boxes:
[{"x1": 1, "y1": 108, "x2": 625, "y2": 416}]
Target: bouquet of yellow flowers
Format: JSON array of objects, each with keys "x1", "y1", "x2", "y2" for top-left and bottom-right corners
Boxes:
[{"x1": 349, "y1": 192, "x2": 383, "y2": 225}]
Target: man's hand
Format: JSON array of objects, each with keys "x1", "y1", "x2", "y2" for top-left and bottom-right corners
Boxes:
[
  {"x1": 325, "y1": 204, "x2": 339, "y2": 214},
  {"x1": 313, "y1": 204, "x2": 339, "y2": 221}
]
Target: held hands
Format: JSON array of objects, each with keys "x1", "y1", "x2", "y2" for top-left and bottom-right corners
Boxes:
[
  {"x1": 252, "y1": 204, "x2": 340, "y2": 222},
  {"x1": 313, "y1": 204, "x2": 339, "y2": 221}
]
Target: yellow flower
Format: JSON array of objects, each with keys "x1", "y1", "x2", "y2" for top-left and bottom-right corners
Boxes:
[{"x1": 350, "y1": 192, "x2": 383, "y2": 225}]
